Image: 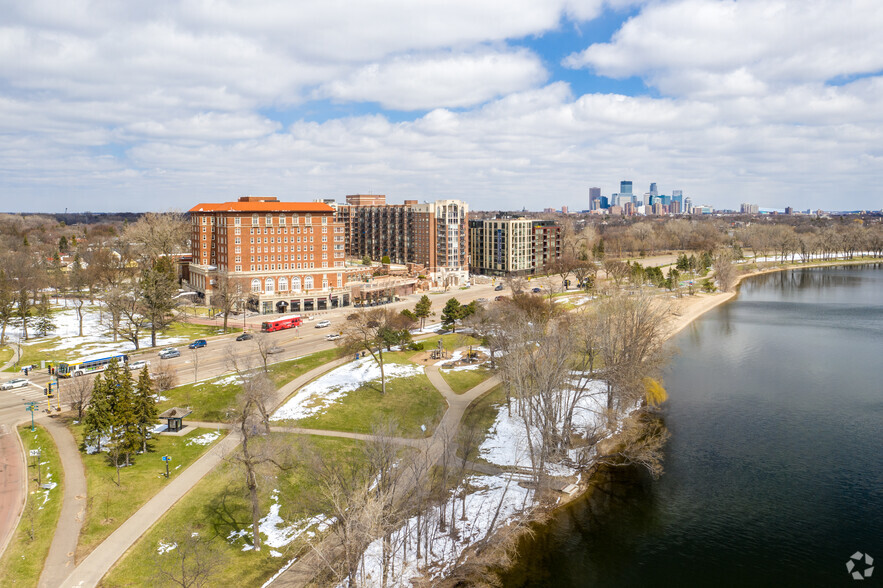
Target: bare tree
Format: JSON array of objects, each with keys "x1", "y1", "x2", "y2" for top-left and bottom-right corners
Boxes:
[
  {"x1": 152, "y1": 529, "x2": 220, "y2": 588},
  {"x1": 153, "y1": 362, "x2": 178, "y2": 392},
  {"x1": 211, "y1": 271, "x2": 247, "y2": 333},
  {"x1": 602, "y1": 259, "x2": 631, "y2": 289},
  {"x1": 67, "y1": 373, "x2": 94, "y2": 420},
  {"x1": 596, "y1": 413, "x2": 670, "y2": 479},
  {"x1": 340, "y1": 308, "x2": 413, "y2": 395},
  {"x1": 713, "y1": 249, "x2": 737, "y2": 292}
]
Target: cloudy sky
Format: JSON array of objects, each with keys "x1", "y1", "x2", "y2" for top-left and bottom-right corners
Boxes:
[{"x1": 1, "y1": 0, "x2": 881, "y2": 212}]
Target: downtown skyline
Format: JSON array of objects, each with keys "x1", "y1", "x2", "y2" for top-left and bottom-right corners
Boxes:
[{"x1": 1, "y1": 0, "x2": 882, "y2": 213}]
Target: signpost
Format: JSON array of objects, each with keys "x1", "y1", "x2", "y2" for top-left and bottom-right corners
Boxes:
[
  {"x1": 162, "y1": 455, "x2": 171, "y2": 478},
  {"x1": 24, "y1": 401, "x2": 39, "y2": 432},
  {"x1": 29, "y1": 448, "x2": 42, "y2": 485}
]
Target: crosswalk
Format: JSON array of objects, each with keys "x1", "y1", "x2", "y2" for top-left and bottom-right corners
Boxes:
[{"x1": 5, "y1": 383, "x2": 51, "y2": 404}]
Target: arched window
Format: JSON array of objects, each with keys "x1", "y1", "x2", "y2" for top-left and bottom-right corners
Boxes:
[
  {"x1": 251, "y1": 278, "x2": 260, "y2": 293},
  {"x1": 265, "y1": 278, "x2": 274, "y2": 293},
  {"x1": 292, "y1": 276, "x2": 301, "y2": 291},
  {"x1": 278, "y1": 277, "x2": 288, "y2": 291},
  {"x1": 305, "y1": 276, "x2": 314, "y2": 290}
]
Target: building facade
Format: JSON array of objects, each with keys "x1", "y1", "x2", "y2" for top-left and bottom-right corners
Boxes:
[
  {"x1": 188, "y1": 196, "x2": 367, "y2": 314},
  {"x1": 469, "y1": 218, "x2": 562, "y2": 276},
  {"x1": 337, "y1": 195, "x2": 469, "y2": 287}
]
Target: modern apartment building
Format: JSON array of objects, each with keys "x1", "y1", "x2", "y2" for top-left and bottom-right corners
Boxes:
[
  {"x1": 469, "y1": 218, "x2": 562, "y2": 276},
  {"x1": 188, "y1": 196, "x2": 365, "y2": 314},
  {"x1": 337, "y1": 195, "x2": 469, "y2": 287}
]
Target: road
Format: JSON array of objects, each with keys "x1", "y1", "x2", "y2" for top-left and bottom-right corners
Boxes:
[{"x1": 0, "y1": 279, "x2": 511, "y2": 578}]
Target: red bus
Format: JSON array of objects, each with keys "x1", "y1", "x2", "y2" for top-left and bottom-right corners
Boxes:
[{"x1": 261, "y1": 315, "x2": 303, "y2": 332}]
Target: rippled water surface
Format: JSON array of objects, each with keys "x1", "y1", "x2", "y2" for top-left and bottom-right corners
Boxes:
[{"x1": 503, "y1": 265, "x2": 883, "y2": 587}]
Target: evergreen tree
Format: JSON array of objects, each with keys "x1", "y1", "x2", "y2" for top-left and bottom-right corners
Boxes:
[
  {"x1": 441, "y1": 298, "x2": 463, "y2": 332},
  {"x1": 104, "y1": 362, "x2": 139, "y2": 482},
  {"x1": 33, "y1": 294, "x2": 56, "y2": 337},
  {"x1": 133, "y1": 366, "x2": 158, "y2": 453},
  {"x1": 140, "y1": 257, "x2": 177, "y2": 348},
  {"x1": 414, "y1": 295, "x2": 432, "y2": 330},
  {"x1": 83, "y1": 371, "x2": 113, "y2": 453}
]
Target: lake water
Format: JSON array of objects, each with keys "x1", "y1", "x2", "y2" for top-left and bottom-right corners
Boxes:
[{"x1": 503, "y1": 265, "x2": 883, "y2": 587}]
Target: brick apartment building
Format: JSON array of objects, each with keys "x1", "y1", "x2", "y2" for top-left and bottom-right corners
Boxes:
[
  {"x1": 336, "y1": 195, "x2": 469, "y2": 287},
  {"x1": 188, "y1": 196, "x2": 367, "y2": 314},
  {"x1": 469, "y1": 218, "x2": 562, "y2": 276}
]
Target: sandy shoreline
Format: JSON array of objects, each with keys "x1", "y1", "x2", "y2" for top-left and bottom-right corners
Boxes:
[{"x1": 662, "y1": 257, "x2": 881, "y2": 342}]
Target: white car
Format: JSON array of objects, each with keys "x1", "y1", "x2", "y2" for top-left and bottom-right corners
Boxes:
[
  {"x1": 129, "y1": 360, "x2": 150, "y2": 370},
  {"x1": 1, "y1": 378, "x2": 30, "y2": 391},
  {"x1": 325, "y1": 333, "x2": 342, "y2": 341},
  {"x1": 315, "y1": 320, "x2": 331, "y2": 328}
]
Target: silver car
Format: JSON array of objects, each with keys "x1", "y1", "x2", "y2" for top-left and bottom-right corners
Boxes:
[{"x1": 1, "y1": 378, "x2": 30, "y2": 390}]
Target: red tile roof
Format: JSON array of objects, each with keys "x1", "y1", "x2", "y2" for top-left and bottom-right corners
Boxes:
[{"x1": 189, "y1": 202, "x2": 334, "y2": 213}]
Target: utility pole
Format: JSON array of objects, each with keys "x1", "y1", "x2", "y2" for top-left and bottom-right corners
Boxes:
[{"x1": 25, "y1": 401, "x2": 38, "y2": 432}]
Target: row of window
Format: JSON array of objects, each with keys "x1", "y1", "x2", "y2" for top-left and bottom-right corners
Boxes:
[
  {"x1": 250, "y1": 274, "x2": 343, "y2": 293},
  {"x1": 197, "y1": 213, "x2": 329, "y2": 226}
]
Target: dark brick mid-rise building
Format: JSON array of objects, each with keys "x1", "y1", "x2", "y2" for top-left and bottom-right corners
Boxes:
[{"x1": 337, "y1": 195, "x2": 469, "y2": 286}]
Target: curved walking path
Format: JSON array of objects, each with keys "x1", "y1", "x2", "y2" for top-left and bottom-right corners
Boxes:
[
  {"x1": 270, "y1": 365, "x2": 501, "y2": 587},
  {"x1": 57, "y1": 356, "x2": 350, "y2": 588},
  {"x1": 57, "y1": 350, "x2": 501, "y2": 588},
  {"x1": 38, "y1": 417, "x2": 88, "y2": 588}
]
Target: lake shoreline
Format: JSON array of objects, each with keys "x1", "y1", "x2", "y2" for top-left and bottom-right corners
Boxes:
[{"x1": 478, "y1": 256, "x2": 882, "y2": 586}]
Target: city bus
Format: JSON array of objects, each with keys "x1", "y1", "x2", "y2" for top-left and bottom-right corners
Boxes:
[
  {"x1": 261, "y1": 315, "x2": 303, "y2": 333},
  {"x1": 56, "y1": 353, "x2": 129, "y2": 378}
]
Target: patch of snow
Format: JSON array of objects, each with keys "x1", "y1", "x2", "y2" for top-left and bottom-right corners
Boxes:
[
  {"x1": 353, "y1": 474, "x2": 533, "y2": 586},
  {"x1": 152, "y1": 424, "x2": 169, "y2": 434},
  {"x1": 212, "y1": 374, "x2": 243, "y2": 387},
  {"x1": 157, "y1": 540, "x2": 178, "y2": 555},
  {"x1": 84, "y1": 436, "x2": 111, "y2": 454},
  {"x1": 271, "y1": 356, "x2": 424, "y2": 422},
  {"x1": 185, "y1": 432, "x2": 219, "y2": 446},
  {"x1": 228, "y1": 490, "x2": 334, "y2": 553}
]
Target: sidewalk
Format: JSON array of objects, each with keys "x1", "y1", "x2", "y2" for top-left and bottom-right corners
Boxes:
[
  {"x1": 38, "y1": 416, "x2": 88, "y2": 588},
  {"x1": 57, "y1": 354, "x2": 352, "y2": 588}
]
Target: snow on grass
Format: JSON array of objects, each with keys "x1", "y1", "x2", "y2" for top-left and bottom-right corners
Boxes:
[
  {"x1": 212, "y1": 374, "x2": 243, "y2": 387},
  {"x1": 157, "y1": 540, "x2": 177, "y2": 555},
  {"x1": 228, "y1": 489, "x2": 334, "y2": 554},
  {"x1": 185, "y1": 431, "x2": 220, "y2": 446},
  {"x1": 353, "y1": 473, "x2": 533, "y2": 587},
  {"x1": 436, "y1": 346, "x2": 490, "y2": 371},
  {"x1": 14, "y1": 303, "x2": 224, "y2": 360},
  {"x1": 271, "y1": 356, "x2": 424, "y2": 422},
  {"x1": 478, "y1": 380, "x2": 608, "y2": 476}
]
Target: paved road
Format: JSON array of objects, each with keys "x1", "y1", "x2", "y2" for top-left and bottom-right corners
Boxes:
[{"x1": 0, "y1": 280, "x2": 510, "y2": 581}]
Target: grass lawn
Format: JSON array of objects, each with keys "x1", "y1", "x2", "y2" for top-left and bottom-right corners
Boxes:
[
  {"x1": 0, "y1": 345, "x2": 14, "y2": 366},
  {"x1": 456, "y1": 385, "x2": 505, "y2": 463},
  {"x1": 439, "y1": 366, "x2": 494, "y2": 394},
  {"x1": 69, "y1": 423, "x2": 223, "y2": 560},
  {"x1": 0, "y1": 425, "x2": 64, "y2": 586},
  {"x1": 161, "y1": 321, "x2": 240, "y2": 341},
  {"x1": 280, "y1": 356, "x2": 446, "y2": 438},
  {"x1": 102, "y1": 434, "x2": 366, "y2": 588},
  {"x1": 156, "y1": 348, "x2": 342, "y2": 422}
]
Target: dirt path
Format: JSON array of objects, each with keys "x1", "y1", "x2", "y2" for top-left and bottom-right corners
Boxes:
[{"x1": 38, "y1": 417, "x2": 88, "y2": 588}]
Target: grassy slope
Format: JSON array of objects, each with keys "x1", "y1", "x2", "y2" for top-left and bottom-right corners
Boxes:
[
  {"x1": 155, "y1": 348, "x2": 341, "y2": 422},
  {"x1": 0, "y1": 425, "x2": 64, "y2": 587},
  {"x1": 102, "y1": 435, "x2": 366, "y2": 588},
  {"x1": 456, "y1": 385, "x2": 505, "y2": 463},
  {"x1": 70, "y1": 425, "x2": 222, "y2": 560},
  {"x1": 439, "y1": 366, "x2": 493, "y2": 395}
]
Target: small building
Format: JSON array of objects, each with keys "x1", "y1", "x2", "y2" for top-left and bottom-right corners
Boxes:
[{"x1": 158, "y1": 407, "x2": 193, "y2": 432}]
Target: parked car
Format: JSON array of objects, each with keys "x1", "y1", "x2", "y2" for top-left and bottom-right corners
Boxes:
[
  {"x1": 128, "y1": 359, "x2": 150, "y2": 370},
  {"x1": 236, "y1": 333, "x2": 253, "y2": 341},
  {"x1": 531, "y1": 287, "x2": 542, "y2": 293},
  {"x1": 495, "y1": 295, "x2": 506, "y2": 301},
  {"x1": 267, "y1": 346, "x2": 284, "y2": 354},
  {"x1": 494, "y1": 284, "x2": 504, "y2": 291},
  {"x1": 188, "y1": 339, "x2": 207, "y2": 349},
  {"x1": 476, "y1": 297, "x2": 488, "y2": 304},
  {"x1": 315, "y1": 320, "x2": 331, "y2": 328},
  {"x1": 325, "y1": 333, "x2": 342, "y2": 341},
  {"x1": 159, "y1": 348, "x2": 181, "y2": 359},
  {"x1": 1, "y1": 378, "x2": 30, "y2": 391}
]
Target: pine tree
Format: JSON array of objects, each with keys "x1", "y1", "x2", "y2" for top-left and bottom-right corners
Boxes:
[
  {"x1": 33, "y1": 294, "x2": 56, "y2": 337},
  {"x1": 104, "y1": 362, "x2": 139, "y2": 482},
  {"x1": 414, "y1": 295, "x2": 432, "y2": 330},
  {"x1": 83, "y1": 372, "x2": 113, "y2": 453},
  {"x1": 441, "y1": 298, "x2": 463, "y2": 332},
  {"x1": 133, "y1": 366, "x2": 158, "y2": 453}
]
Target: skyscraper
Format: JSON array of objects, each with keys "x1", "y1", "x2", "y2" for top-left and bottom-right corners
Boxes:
[
  {"x1": 649, "y1": 182, "x2": 658, "y2": 197},
  {"x1": 620, "y1": 181, "x2": 633, "y2": 197},
  {"x1": 589, "y1": 187, "x2": 601, "y2": 210}
]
